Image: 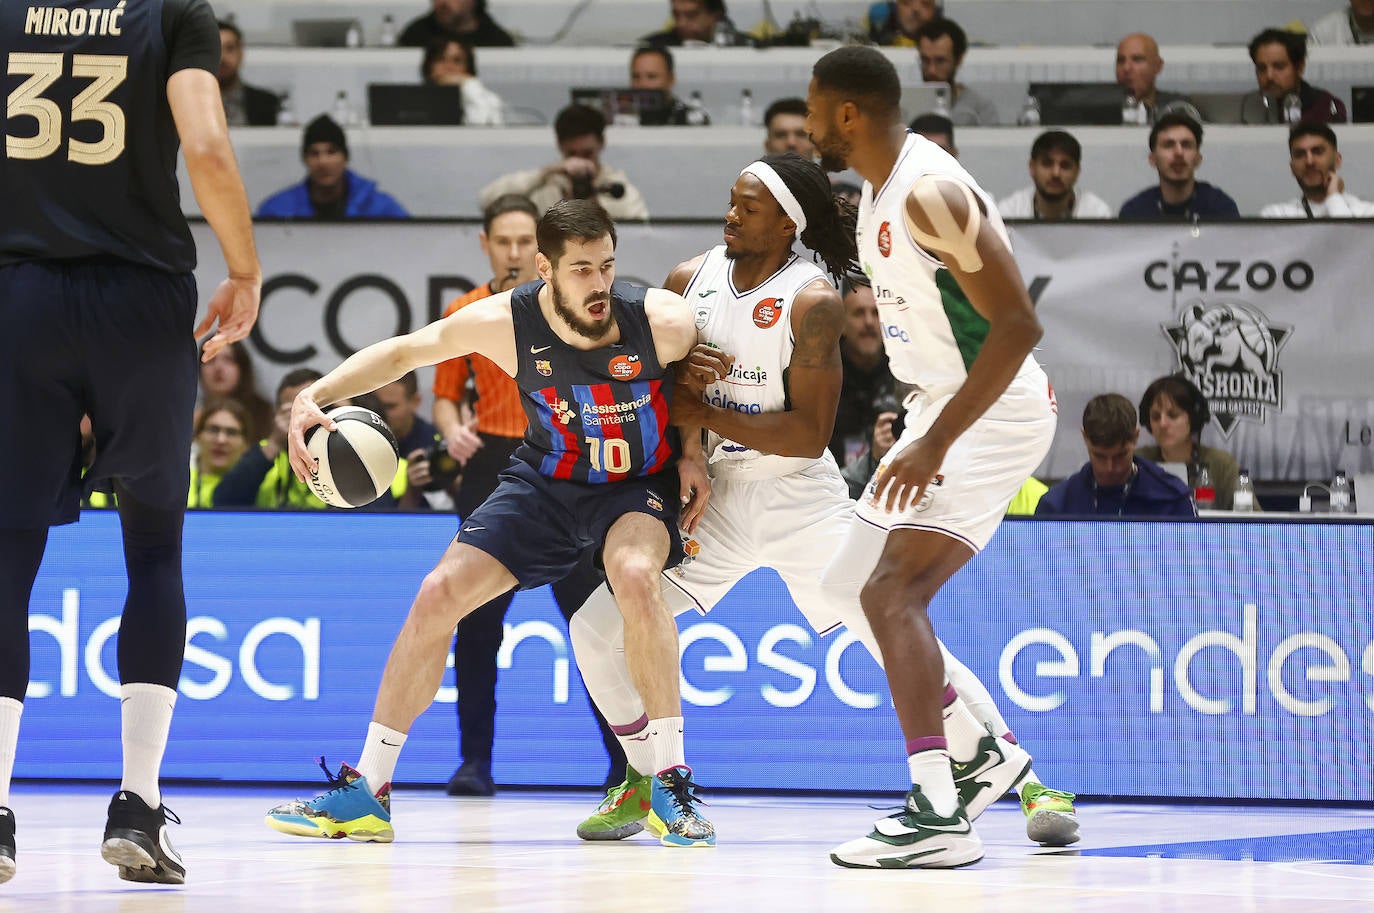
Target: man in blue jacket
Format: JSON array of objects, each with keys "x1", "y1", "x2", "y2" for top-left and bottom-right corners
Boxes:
[
  {"x1": 1037, "y1": 394, "x2": 1196, "y2": 517},
  {"x1": 256, "y1": 115, "x2": 409, "y2": 220}
]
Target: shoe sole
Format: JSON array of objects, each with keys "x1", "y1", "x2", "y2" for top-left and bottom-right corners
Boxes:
[
  {"x1": 963, "y1": 751, "x2": 1035, "y2": 820},
  {"x1": 101, "y1": 837, "x2": 185, "y2": 885},
  {"x1": 1026, "y1": 810, "x2": 1080, "y2": 847},
  {"x1": 0, "y1": 856, "x2": 13, "y2": 884},
  {"x1": 264, "y1": 816, "x2": 394, "y2": 843},
  {"x1": 576, "y1": 820, "x2": 645, "y2": 841},
  {"x1": 829, "y1": 836, "x2": 984, "y2": 870},
  {"x1": 645, "y1": 811, "x2": 715, "y2": 847}
]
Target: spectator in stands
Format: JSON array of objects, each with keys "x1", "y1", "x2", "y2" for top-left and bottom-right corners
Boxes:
[
  {"x1": 1261, "y1": 123, "x2": 1374, "y2": 217},
  {"x1": 218, "y1": 20, "x2": 280, "y2": 126},
  {"x1": 641, "y1": 0, "x2": 752, "y2": 47},
  {"x1": 421, "y1": 36, "x2": 506, "y2": 126},
  {"x1": 214, "y1": 369, "x2": 329, "y2": 509},
  {"x1": 829, "y1": 276, "x2": 897, "y2": 500},
  {"x1": 198, "y1": 340, "x2": 273, "y2": 442},
  {"x1": 763, "y1": 97, "x2": 813, "y2": 157},
  {"x1": 1036, "y1": 394, "x2": 1196, "y2": 517},
  {"x1": 1119, "y1": 113, "x2": 1239, "y2": 220},
  {"x1": 375, "y1": 371, "x2": 443, "y2": 510},
  {"x1": 399, "y1": 0, "x2": 515, "y2": 48},
  {"x1": 628, "y1": 46, "x2": 705, "y2": 126},
  {"x1": 1240, "y1": 29, "x2": 1347, "y2": 124},
  {"x1": 867, "y1": 0, "x2": 941, "y2": 48},
  {"x1": 1115, "y1": 33, "x2": 1192, "y2": 125},
  {"x1": 478, "y1": 105, "x2": 650, "y2": 220},
  {"x1": 189, "y1": 398, "x2": 251, "y2": 509},
  {"x1": 909, "y1": 113, "x2": 957, "y2": 157},
  {"x1": 915, "y1": 19, "x2": 998, "y2": 125},
  {"x1": 256, "y1": 115, "x2": 410, "y2": 219},
  {"x1": 1135, "y1": 375, "x2": 1242, "y2": 511},
  {"x1": 997, "y1": 130, "x2": 1114, "y2": 219},
  {"x1": 1307, "y1": 0, "x2": 1374, "y2": 46}
]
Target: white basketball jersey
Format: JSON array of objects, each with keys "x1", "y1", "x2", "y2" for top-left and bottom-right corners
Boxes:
[
  {"x1": 857, "y1": 133, "x2": 1040, "y2": 394},
  {"x1": 682, "y1": 246, "x2": 830, "y2": 467}
]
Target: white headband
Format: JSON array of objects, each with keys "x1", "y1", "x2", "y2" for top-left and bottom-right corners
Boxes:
[{"x1": 740, "y1": 161, "x2": 807, "y2": 235}]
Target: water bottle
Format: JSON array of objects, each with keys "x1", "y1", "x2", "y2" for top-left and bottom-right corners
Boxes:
[
  {"x1": 344, "y1": 19, "x2": 363, "y2": 48},
  {"x1": 1330, "y1": 470, "x2": 1352, "y2": 513},
  {"x1": 379, "y1": 14, "x2": 397, "y2": 47},
  {"x1": 738, "y1": 88, "x2": 756, "y2": 127},
  {"x1": 333, "y1": 90, "x2": 354, "y2": 126},
  {"x1": 1193, "y1": 464, "x2": 1215, "y2": 511},
  {"x1": 1283, "y1": 93, "x2": 1302, "y2": 124},
  {"x1": 1232, "y1": 468, "x2": 1254, "y2": 512},
  {"x1": 276, "y1": 91, "x2": 297, "y2": 127},
  {"x1": 933, "y1": 87, "x2": 950, "y2": 117},
  {"x1": 1122, "y1": 95, "x2": 1141, "y2": 125},
  {"x1": 685, "y1": 91, "x2": 709, "y2": 127},
  {"x1": 1016, "y1": 95, "x2": 1041, "y2": 127}
]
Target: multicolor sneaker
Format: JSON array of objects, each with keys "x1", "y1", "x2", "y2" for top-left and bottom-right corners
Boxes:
[
  {"x1": 952, "y1": 734, "x2": 1033, "y2": 820},
  {"x1": 265, "y1": 760, "x2": 393, "y2": 843},
  {"x1": 577, "y1": 765, "x2": 652, "y2": 841},
  {"x1": 645, "y1": 766, "x2": 715, "y2": 847},
  {"x1": 830, "y1": 786, "x2": 983, "y2": 869},
  {"x1": 101, "y1": 791, "x2": 186, "y2": 884},
  {"x1": 1021, "y1": 782, "x2": 1080, "y2": 846},
  {"x1": 0, "y1": 807, "x2": 14, "y2": 884}
]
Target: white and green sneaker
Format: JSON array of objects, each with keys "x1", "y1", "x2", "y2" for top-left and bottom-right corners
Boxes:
[
  {"x1": 1021, "y1": 782, "x2": 1080, "y2": 846},
  {"x1": 952, "y1": 734, "x2": 1033, "y2": 820},
  {"x1": 829, "y1": 786, "x2": 983, "y2": 869}
]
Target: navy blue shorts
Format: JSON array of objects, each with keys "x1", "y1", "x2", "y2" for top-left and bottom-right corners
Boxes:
[
  {"x1": 457, "y1": 459, "x2": 685, "y2": 589},
  {"x1": 0, "y1": 259, "x2": 198, "y2": 529}
]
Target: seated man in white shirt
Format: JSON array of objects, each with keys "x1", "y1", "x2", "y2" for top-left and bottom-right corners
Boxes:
[
  {"x1": 1260, "y1": 123, "x2": 1374, "y2": 218},
  {"x1": 997, "y1": 130, "x2": 1113, "y2": 220},
  {"x1": 1307, "y1": 0, "x2": 1374, "y2": 46}
]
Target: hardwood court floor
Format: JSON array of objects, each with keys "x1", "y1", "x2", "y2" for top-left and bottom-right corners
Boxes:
[{"x1": 2, "y1": 784, "x2": 1371, "y2": 913}]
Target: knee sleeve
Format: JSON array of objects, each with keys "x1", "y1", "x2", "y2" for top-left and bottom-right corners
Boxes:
[
  {"x1": 568, "y1": 583, "x2": 646, "y2": 727},
  {"x1": 114, "y1": 488, "x2": 186, "y2": 689},
  {"x1": 941, "y1": 641, "x2": 1010, "y2": 737}
]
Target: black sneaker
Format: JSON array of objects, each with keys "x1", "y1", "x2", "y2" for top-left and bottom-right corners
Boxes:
[
  {"x1": 100, "y1": 791, "x2": 185, "y2": 885},
  {"x1": 445, "y1": 760, "x2": 496, "y2": 797},
  {"x1": 0, "y1": 807, "x2": 14, "y2": 884}
]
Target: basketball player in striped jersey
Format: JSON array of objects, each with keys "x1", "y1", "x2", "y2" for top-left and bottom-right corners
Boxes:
[
  {"x1": 567, "y1": 154, "x2": 1077, "y2": 849},
  {"x1": 263, "y1": 201, "x2": 717, "y2": 847},
  {"x1": 807, "y1": 47, "x2": 1063, "y2": 868}
]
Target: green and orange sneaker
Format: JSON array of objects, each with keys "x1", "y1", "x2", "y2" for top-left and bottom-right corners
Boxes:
[
  {"x1": 1020, "y1": 782, "x2": 1079, "y2": 846},
  {"x1": 576, "y1": 765, "x2": 652, "y2": 841}
]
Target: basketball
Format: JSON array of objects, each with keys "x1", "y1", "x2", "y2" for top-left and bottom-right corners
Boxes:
[{"x1": 303, "y1": 406, "x2": 400, "y2": 508}]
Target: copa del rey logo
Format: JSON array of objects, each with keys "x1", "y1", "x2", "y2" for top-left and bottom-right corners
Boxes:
[{"x1": 1162, "y1": 299, "x2": 1292, "y2": 437}]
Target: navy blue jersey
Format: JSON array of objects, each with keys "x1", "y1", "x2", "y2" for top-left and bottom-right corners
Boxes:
[
  {"x1": 0, "y1": 0, "x2": 220, "y2": 272},
  {"x1": 511, "y1": 279, "x2": 678, "y2": 483}
]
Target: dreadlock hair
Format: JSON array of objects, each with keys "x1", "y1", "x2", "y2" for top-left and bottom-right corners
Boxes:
[{"x1": 756, "y1": 152, "x2": 859, "y2": 285}]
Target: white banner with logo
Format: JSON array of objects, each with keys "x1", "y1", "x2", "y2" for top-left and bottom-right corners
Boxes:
[{"x1": 192, "y1": 220, "x2": 1373, "y2": 481}]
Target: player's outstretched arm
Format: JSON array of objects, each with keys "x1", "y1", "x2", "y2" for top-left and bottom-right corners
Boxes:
[
  {"x1": 167, "y1": 68, "x2": 260, "y2": 361},
  {"x1": 674, "y1": 280, "x2": 843, "y2": 459},
  {"x1": 285, "y1": 295, "x2": 517, "y2": 481}
]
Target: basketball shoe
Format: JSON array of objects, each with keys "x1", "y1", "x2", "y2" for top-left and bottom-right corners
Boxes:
[
  {"x1": 265, "y1": 760, "x2": 393, "y2": 843},
  {"x1": 576, "y1": 765, "x2": 652, "y2": 841},
  {"x1": 646, "y1": 766, "x2": 715, "y2": 847},
  {"x1": 830, "y1": 786, "x2": 982, "y2": 869},
  {"x1": 0, "y1": 807, "x2": 14, "y2": 884},
  {"x1": 952, "y1": 733, "x2": 1033, "y2": 819},
  {"x1": 101, "y1": 791, "x2": 186, "y2": 884},
  {"x1": 1020, "y1": 782, "x2": 1080, "y2": 846}
]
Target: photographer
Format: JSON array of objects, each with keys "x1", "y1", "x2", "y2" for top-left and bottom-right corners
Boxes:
[
  {"x1": 829, "y1": 276, "x2": 899, "y2": 499},
  {"x1": 478, "y1": 105, "x2": 649, "y2": 220},
  {"x1": 374, "y1": 371, "x2": 449, "y2": 511}
]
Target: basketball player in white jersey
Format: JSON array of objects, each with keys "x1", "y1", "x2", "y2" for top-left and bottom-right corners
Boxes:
[
  {"x1": 567, "y1": 153, "x2": 1078, "y2": 849},
  {"x1": 807, "y1": 47, "x2": 1062, "y2": 868}
]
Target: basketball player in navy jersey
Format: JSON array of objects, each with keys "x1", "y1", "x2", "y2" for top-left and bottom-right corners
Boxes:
[
  {"x1": 566, "y1": 153, "x2": 1078, "y2": 849},
  {"x1": 807, "y1": 47, "x2": 1062, "y2": 868},
  {"x1": 264, "y1": 200, "x2": 717, "y2": 847},
  {"x1": 0, "y1": 0, "x2": 259, "y2": 886}
]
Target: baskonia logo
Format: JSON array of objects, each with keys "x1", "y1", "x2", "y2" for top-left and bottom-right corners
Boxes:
[
  {"x1": 1162, "y1": 299, "x2": 1292, "y2": 436},
  {"x1": 608, "y1": 353, "x2": 642, "y2": 380}
]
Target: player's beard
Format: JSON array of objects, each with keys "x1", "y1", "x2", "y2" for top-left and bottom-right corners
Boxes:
[
  {"x1": 814, "y1": 133, "x2": 851, "y2": 173},
  {"x1": 551, "y1": 275, "x2": 614, "y2": 341}
]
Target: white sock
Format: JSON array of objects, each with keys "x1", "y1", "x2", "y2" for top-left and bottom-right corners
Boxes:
[
  {"x1": 356, "y1": 722, "x2": 406, "y2": 789},
  {"x1": 610, "y1": 716, "x2": 658, "y2": 777},
  {"x1": 0, "y1": 698, "x2": 21, "y2": 809},
  {"x1": 908, "y1": 748, "x2": 959, "y2": 818},
  {"x1": 120, "y1": 683, "x2": 176, "y2": 808},
  {"x1": 648, "y1": 716, "x2": 685, "y2": 775},
  {"x1": 1014, "y1": 768, "x2": 1041, "y2": 796},
  {"x1": 941, "y1": 682, "x2": 991, "y2": 761}
]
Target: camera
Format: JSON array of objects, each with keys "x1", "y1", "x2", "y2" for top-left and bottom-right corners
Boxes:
[
  {"x1": 872, "y1": 395, "x2": 906, "y2": 441},
  {"x1": 569, "y1": 175, "x2": 626, "y2": 201},
  {"x1": 423, "y1": 441, "x2": 462, "y2": 492}
]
